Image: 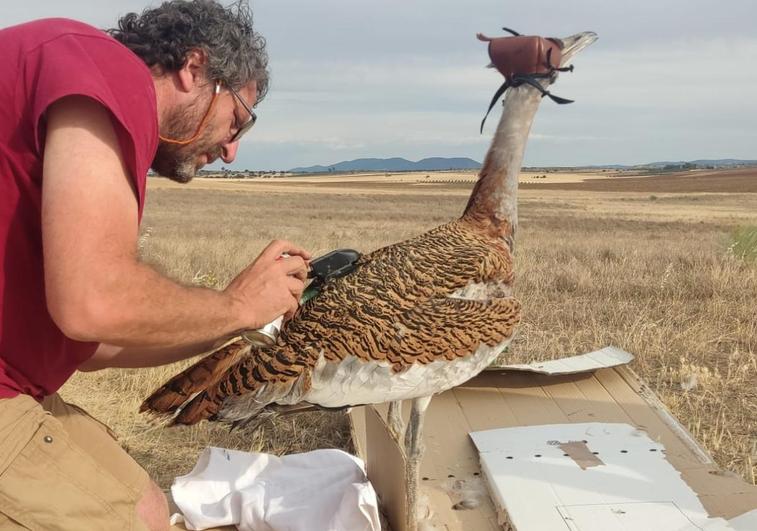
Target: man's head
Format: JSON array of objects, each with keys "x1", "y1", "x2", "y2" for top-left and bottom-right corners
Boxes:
[{"x1": 109, "y1": 0, "x2": 268, "y2": 182}]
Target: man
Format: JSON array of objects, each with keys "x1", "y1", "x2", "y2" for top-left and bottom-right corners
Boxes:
[{"x1": 0, "y1": 1, "x2": 309, "y2": 529}]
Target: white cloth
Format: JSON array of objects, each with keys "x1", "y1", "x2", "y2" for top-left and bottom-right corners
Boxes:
[{"x1": 171, "y1": 447, "x2": 381, "y2": 531}]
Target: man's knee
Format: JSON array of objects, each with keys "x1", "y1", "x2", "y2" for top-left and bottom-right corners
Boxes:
[{"x1": 136, "y1": 480, "x2": 170, "y2": 531}]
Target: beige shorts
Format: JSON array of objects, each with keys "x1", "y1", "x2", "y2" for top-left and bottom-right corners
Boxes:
[{"x1": 0, "y1": 393, "x2": 151, "y2": 530}]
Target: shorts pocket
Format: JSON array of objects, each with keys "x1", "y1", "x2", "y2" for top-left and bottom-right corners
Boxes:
[{"x1": 0, "y1": 415, "x2": 141, "y2": 531}]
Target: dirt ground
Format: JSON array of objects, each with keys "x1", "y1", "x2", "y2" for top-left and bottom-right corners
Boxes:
[
  {"x1": 153, "y1": 167, "x2": 757, "y2": 196},
  {"x1": 520, "y1": 168, "x2": 757, "y2": 193}
]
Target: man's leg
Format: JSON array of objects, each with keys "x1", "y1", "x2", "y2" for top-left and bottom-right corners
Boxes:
[
  {"x1": 0, "y1": 393, "x2": 167, "y2": 530},
  {"x1": 41, "y1": 393, "x2": 170, "y2": 531}
]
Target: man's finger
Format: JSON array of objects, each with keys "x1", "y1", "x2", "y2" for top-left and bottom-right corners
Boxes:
[
  {"x1": 287, "y1": 276, "x2": 305, "y2": 294},
  {"x1": 280, "y1": 256, "x2": 308, "y2": 277},
  {"x1": 288, "y1": 264, "x2": 308, "y2": 282},
  {"x1": 283, "y1": 294, "x2": 300, "y2": 321},
  {"x1": 290, "y1": 270, "x2": 307, "y2": 282},
  {"x1": 260, "y1": 240, "x2": 312, "y2": 265},
  {"x1": 259, "y1": 239, "x2": 294, "y2": 262},
  {"x1": 274, "y1": 241, "x2": 311, "y2": 260},
  {"x1": 287, "y1": 276, "x2": 305, "y2": 297},
  {"x1": 276, "y1": 241, "x2": 311, "y2": 260},
  {"x1": 285, "y1": 246, "x2": 312, "y2": 261}
]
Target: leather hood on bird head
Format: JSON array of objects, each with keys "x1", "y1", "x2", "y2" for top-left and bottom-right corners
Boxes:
[{"x1": 478, "y1": 32, "x2": 563, "y2": 82}]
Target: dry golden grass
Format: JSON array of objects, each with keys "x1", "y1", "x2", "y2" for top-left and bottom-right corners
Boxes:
[{"x1": 60, "y1": 172, "x2": 757, "y2": 489}]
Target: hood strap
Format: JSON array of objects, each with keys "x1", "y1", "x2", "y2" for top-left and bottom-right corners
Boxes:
[
  {"x1": 513, "y1": 74, "x2": 575, "y2": 105},
  {"x1": 480, "y1": 80, "x2": 511, "y2": 134}
]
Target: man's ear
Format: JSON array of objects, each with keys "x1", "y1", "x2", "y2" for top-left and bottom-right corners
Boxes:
[{"x1": 176, "y1": 48, "x2": 209, "y2": 93}]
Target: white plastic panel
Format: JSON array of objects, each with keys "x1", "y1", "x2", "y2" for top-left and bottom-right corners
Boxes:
[{"x1": 470, "y1": 423, "x2": 734, "y2": 530}]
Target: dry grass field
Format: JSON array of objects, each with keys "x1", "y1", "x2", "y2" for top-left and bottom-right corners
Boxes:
[{"x1": 60, "y1": 168, "x2": 757, "y2": 491}]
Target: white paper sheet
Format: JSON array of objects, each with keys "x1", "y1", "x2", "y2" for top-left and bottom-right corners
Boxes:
[{"x1": 171, "y1": 447, "x2": 381, "y2": 531}]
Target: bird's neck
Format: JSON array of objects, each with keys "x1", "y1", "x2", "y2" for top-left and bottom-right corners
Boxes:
[{"x1": 462, "y1": 84, "x2": 543, "y2": 244}]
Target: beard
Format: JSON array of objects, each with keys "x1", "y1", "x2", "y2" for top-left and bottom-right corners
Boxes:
[{"x1": 151, "y1": 99, "x2": 223, "y2": 183}]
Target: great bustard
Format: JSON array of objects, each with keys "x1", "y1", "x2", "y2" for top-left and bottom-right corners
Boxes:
[{"x1": 143, "y1": 30, "x2": 597, "y2": 530}]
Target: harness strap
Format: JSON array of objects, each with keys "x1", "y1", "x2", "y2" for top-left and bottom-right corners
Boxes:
[
  {"x1": 512, "y1": 75, "x2": 575, "y2": 105},
  {"x1": 480, "y1": 80, "x2": 511, "y2": 133}
]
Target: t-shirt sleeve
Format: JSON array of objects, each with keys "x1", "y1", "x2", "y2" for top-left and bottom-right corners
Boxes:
[{"x1": 26, "y1": 31, "x2": 157, "y2": 218}]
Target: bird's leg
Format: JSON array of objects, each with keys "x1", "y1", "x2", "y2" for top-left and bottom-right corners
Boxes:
[
  {"x1": 387, "y1": 400, "x2": 405, "y2": 445},
  {"x1": 404, "y1": 395, "x2": 432, "y2": 531}
]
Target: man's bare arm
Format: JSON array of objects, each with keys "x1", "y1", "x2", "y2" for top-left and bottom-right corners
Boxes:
[
  {"x1": 78, "y1": 339, "x2": 229, "y2": 371},
  {"x1": 42, "y1": 96, "x2": 308, "y2": 362}
]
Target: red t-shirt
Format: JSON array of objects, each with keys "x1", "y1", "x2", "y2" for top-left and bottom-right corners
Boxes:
[{"x1": 0, "y1": 18, "x2": 158, "y2": 399}]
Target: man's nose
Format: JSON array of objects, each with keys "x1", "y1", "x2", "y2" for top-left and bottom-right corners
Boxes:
[{"x1": 221, "y1": 141, "x2": 239, "y2": 163}]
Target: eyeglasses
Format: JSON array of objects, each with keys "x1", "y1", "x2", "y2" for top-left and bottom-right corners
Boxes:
[
  {"x1": 227, "y1": 84, "x2": 257, "y2": 143},
  {"x1": 158, "y1": 81, "x2": 257, "y2": 146}
]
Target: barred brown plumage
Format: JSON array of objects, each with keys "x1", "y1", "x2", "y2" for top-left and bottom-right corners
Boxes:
[{"x1": 141, "y1": 30, "x2": 597, "y2": 531}]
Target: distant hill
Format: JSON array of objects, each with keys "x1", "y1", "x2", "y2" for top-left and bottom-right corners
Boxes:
[{"x1": 289, "y1": 157, "x2": 481, "y2": 173}]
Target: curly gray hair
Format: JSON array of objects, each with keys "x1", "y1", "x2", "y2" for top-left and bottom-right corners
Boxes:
[{"x1": 108, "y1": 0, "x2": 268, "y2": 101}]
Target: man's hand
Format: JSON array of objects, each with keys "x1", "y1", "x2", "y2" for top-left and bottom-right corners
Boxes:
[{"x1": 225, "y1": 240, "x2": 311, "y2": 328}]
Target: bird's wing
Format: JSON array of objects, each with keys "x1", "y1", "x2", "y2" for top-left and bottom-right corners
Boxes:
[
  {"x1": 279, "y1": 220, "x2": 514, "y2": 363},
  {"x1": 168, "y1": 294, "x2": 520, "y2": 425},
  {"x1": 376, "y1": 295, "x2": 521, "y2": 371},
  {"x1": 284, "y1": 219, "x2": 513, "y2": 340}
]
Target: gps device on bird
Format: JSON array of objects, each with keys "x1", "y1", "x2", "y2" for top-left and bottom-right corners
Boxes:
[{"x1": 242, "y1": 249, "x2": 361, "y2": 346}]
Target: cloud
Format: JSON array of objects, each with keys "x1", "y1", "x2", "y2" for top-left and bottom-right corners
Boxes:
[{"x1": 2, "y1": 0, "x2": 756, "y2": 169}]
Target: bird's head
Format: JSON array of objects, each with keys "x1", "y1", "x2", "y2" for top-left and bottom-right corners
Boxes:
[
  {"x1": 477, "y1": 29, "x2": 597, "y2": 132},
  {"x1": 478, "y1": 28, "x2": 597, "y2": 79}
]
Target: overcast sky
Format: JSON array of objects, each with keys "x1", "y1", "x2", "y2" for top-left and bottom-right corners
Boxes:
[{"x1": 3, "y1": 1, "x2": 756, "y2": 170}]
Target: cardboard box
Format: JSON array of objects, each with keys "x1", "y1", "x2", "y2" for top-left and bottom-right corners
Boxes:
[{"x1": 349, "y1": 348, "x2": 757, "y2": 530}]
